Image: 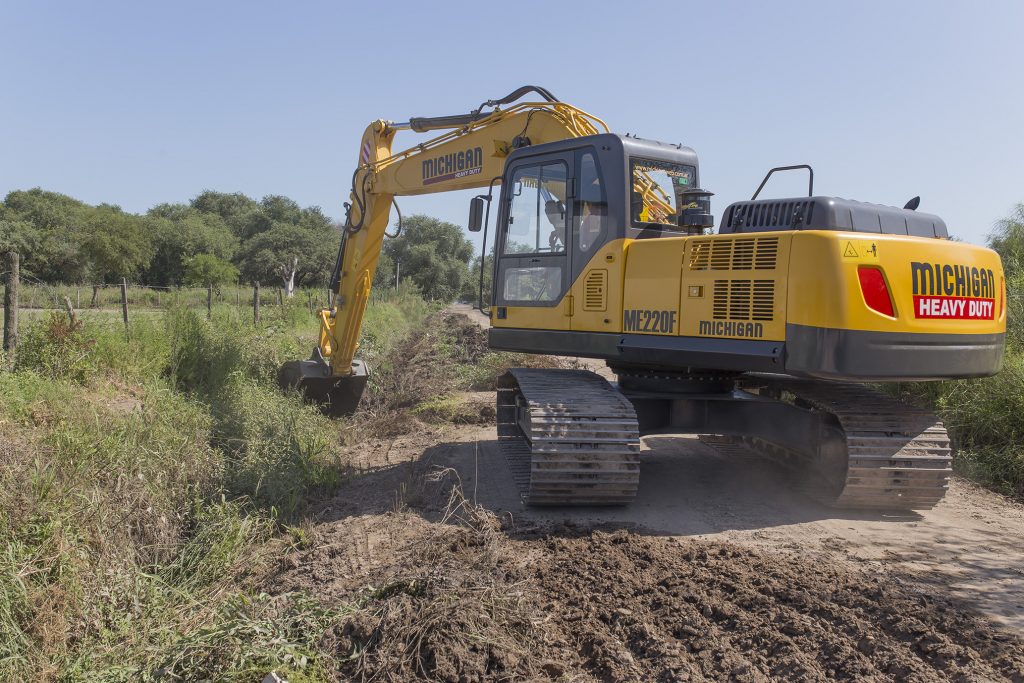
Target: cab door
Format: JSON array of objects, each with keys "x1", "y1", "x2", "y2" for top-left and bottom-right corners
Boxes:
[{"x1": 493, "y1": 153, "x2": 574, "y2": 331}]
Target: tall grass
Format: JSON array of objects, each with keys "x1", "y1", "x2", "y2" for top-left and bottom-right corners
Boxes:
[{"x1": 0, "y1": 286, "x2": 432, "y2": 681}]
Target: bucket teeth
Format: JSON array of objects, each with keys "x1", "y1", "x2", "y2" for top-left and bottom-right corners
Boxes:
[{"x1": 497, "y1": 369, "x2": 640, "y2": 506}]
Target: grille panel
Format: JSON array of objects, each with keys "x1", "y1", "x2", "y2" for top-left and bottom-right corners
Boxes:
[
  {"x1": 713, "y1": 279, "x2": 776, "y2": 321},
  {"x1": 723, "y1": 200, "x2": 814, "y2": 231},
  {"x1": 582, "y1": 269, "x2": 607, "y2": 311},
  {"x1": 690, "y1": 237, "x2": 779, "y2": 271}
]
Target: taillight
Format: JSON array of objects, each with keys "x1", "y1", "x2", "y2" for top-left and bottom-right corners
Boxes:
[{"x1": 857, "y1": 266, "x2": 895, "y2": 317}]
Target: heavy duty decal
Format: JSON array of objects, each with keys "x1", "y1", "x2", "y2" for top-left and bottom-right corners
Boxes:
[
  {"x1": 623, "y1": 309, "x2": 677, "y2": 334},
  {"x1": 698, "y1": 320, "x2": 764, "y2": 338},
  {"x1": 422, "y1": 146, "x2": 484, "y2": 185},
  {"x1": 910, "y1": 261, "x2": 996, "y2": 320}
]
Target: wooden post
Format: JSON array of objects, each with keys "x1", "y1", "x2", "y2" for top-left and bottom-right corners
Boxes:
[
  {"x1": 63, "y1": 296, "x2": 78, "y2": 327},
  {"x1": 277, "y1": 288, "x2": 283, "y2": 307},
  {"x1": 76, "y1": 287, "x2": 81, "y2": 310},
  {"x1": 235, "y1": 290, "x2": 240, "y2": 307},
  {"x1": 91, "y1": 285, "x2": 99, "y2": 308},
  {"x1": 206, "y1": 285, "x2": 213, "y2": 319},
  {"x1": 4, "y1": 252, "x2": 18, "y2": 355},
  {"x1": 307, "y1": 291, "x2": 313, "y2": 314},
  {"x1": 156, "y1": 289, "x2": 161, "y2": 308},
  {"x1": 253, "y1": 282, "x2": 260, "y2": 325},
  {"x1": 120, "y1": 278, "x2": 129, "y2": 336}
]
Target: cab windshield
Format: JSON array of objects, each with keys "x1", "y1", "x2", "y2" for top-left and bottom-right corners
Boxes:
[{"x1": 630, "y1": 158, "x2": 696, "y2": 229}]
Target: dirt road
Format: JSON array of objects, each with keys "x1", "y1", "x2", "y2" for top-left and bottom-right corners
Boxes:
[
  {"x1": 447, "y1": 303, "x2": 1024, "y2": 630},
  {"x1": 276, "y1": 309, "x2": 1024, "y2": 681}
]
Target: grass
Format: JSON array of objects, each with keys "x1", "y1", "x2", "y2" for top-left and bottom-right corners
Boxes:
[{"x1": 0, "y1": 284, "x2": 434, "y2": 681}]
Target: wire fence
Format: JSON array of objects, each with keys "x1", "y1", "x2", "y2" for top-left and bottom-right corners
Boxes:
[{"x1": 0, "y1": 280, "x2": 334, "y2": 313}]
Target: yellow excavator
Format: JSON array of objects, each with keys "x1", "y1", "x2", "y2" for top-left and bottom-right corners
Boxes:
[{"x1": 280, "y1": 86, "x2": 1006, "y2": 510}]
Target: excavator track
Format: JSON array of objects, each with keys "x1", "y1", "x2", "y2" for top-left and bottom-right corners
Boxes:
[
  {"x1": 497, "y1": 368, "x2": 640, "y2": 505},
  {"x1": 733, "y1": 380, "x2": 953, "y2": 510}
]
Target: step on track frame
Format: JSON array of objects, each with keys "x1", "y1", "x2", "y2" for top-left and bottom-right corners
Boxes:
[{"x1": 497, "y1": 368, "x2": 641, "y2": 505}]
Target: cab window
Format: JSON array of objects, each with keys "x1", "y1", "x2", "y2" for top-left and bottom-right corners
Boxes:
[
  {"x1": 574, "y1": 151, "x2": 608, "y2": 253},
  {"x1": 630, "y1": 158, "x2": 696, "y2": 229},
  {"x1": 503, "y1": 162, "x2": 567, "y2": 255}
]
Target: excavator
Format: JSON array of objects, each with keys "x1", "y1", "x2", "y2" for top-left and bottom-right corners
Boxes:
[{"x1": 279, "y1": 86, "x2": 1006, "y2": 510}]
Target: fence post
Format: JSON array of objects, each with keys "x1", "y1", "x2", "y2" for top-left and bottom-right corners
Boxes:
[
  {"x1": 4, "y1": 252, "x2": 19, "y2": 355},
  {"x1": 63, "y1": 296, "x2": 78, "y2": 327},
  {"x1": 207, "y1": 285, "x2": 213, "y2": 320},
  {"x1": 91, "y1": 285, "x2": 99, "y2": 308},
  {"x1": 277, "y1": 288, "x2": 283, "y2": 307},
  {"x1": 120, "y1": 278, "x2": 129, "y2": 337},
  {"x1": 253, "y1": 282, "x2": 260, "y2": 325},
  {"x1": 235, "y1": 290, "x2": 240, "y2": 307},
  {"x1": 307, "y1": 291, "x2": 313, "y2": 314},
  {"x1": 76, "y1": 287, "x2": 81, "y2": 309}
]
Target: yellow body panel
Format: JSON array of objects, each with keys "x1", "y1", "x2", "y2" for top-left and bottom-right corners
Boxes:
[
  {"x1": 492, "y1": 297, "x2": 574, "y2": 331},
  {"x1": 787, "y1": 231, "x2": 1005, "y2": 334},
  {"x1": 495, "y1": 229, "x2": 1004, "y2": 344},
  {"x1": 619, "y1": 238, "x2": 685, "y2": 335},
  {"x1": 570, "y1": 239, "x2": 628, "y2": 333}
]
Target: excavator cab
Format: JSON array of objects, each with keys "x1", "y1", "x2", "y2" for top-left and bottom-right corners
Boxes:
[{"x1": 484, "y1": 133, "x2": 701, "y2": 327}]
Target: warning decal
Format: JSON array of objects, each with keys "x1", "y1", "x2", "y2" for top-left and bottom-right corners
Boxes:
[{"x1": 841, "y1": 240, "x2": 879, "y2": 260}]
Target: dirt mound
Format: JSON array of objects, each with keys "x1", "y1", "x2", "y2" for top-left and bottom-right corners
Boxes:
[
  {"x1": 277, "y1": 502, "x2": 1024, "y2": 682},
  {"x1": 530, "y1": 530, "x2": 1024, "y2": 682}
]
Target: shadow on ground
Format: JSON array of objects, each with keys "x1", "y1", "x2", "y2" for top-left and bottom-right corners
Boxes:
[{"x1": 311, "y1": 430, "x2": 916, "y2": 537}]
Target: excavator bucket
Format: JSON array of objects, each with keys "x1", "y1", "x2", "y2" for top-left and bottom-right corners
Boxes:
[{"x1": 277, "y1": 353, "x2": 369, "y2": 417}]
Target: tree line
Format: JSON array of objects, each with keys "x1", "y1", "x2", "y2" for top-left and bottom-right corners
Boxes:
[{"x1": 0, "y1": 188, "x2": 479, "y2": 301}]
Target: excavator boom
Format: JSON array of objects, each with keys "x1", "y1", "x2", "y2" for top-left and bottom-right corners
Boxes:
[{"x1": 279, "y1": 88, "x2": 608, "y2": 415}]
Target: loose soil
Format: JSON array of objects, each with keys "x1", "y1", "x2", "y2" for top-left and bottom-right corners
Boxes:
[{"x1": 274, "y1": 308, "x2": 1024, "y2": 682}]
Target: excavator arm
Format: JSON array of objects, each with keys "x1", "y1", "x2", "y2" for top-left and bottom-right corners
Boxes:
[{"x1": 279, "y1": 87, "x2": 608, "y2": 415}]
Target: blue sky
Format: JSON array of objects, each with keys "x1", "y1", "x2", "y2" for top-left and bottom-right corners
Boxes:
[{"x1": 2, "y1": 1, "x2": 1022, "y2": 248}]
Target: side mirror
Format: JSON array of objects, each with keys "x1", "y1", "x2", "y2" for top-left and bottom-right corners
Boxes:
[{"x1": 468, "y1": 196, "x2": 485, "y2": 232}]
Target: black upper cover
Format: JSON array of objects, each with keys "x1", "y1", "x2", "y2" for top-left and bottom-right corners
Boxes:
[{"x1": 719, "y1": 196, "x2": 948, "y2": 238}]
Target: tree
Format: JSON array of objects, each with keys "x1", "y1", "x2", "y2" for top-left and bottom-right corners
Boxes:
[
  {"x1": 190, "y1": 190, "x2": 260, "y2": 237},
  {"x1": 989, "y1": 203, "x2": 1024, "y2": 281},
  {"x1": 235, "y1": 222, "x2": 336, "y2": 293},
  {"x1": 2, "y1": 189, "x2": 156, "y2": 283},
  {"x1": 182, "y1": 254, "x2": 239, "y2": 289},
  {"x1": 462, "y1": 252, "x2": 494, "y2": 304},
  {"x1": 144, "y1": 208, "x2": 238, "y2": 286},
  {"x1": 380, "y1": 214, "x2": 474, "y2": 302},
  {"x1": 989, "y1": 203, "x2": 1024, "y2": 342},
  {"x1": 78, "y1": 206, "x2": 154, "y2": 282}
]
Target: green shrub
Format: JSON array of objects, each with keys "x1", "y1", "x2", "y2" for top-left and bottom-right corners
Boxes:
[
  {"x1": 212, "y1": 377, "x2": 341, "y2": 518},
  {"x1": 13, "y1": 312, "x2": 96, "y2": 383}
]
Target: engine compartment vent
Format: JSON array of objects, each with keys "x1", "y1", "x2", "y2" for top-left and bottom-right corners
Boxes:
[
  {"x1": 582, "y1": 269, "x2": 607, "y2": 311},
  {"x1": 689, "y1": 237, "x2": 779, "y2": 271},
  {"x1": 720, "y1": 196, "x2": 948, "y2": 238},
  {"x1": 713, "y1": 279, "x2": 775, "y2": 321}
]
